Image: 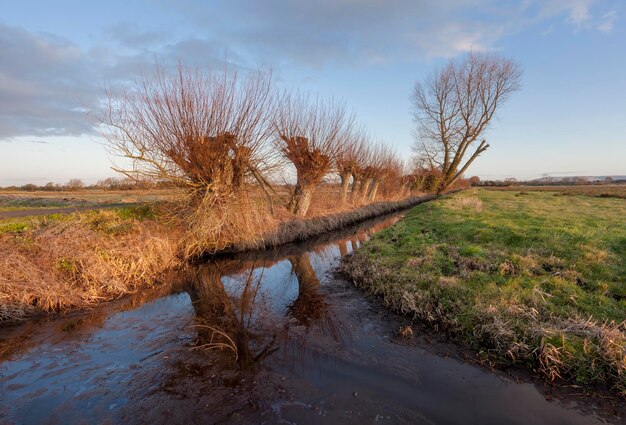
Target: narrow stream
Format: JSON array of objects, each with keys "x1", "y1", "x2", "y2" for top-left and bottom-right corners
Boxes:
[{"x1": 0, "y1": 213, "x2": 623, "y2": 424}]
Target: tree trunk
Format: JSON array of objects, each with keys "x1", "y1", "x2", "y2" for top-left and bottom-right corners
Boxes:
[
  {"x1": 367, "y1": 181, "x2": 380, "y2": 201},
  {"x1": 350, "y1": 178, "x2": 361, "y2": 202},
  {"x1": 359, "y1": 179, "x2": 372, "y2": 202},
  {"x1": 339, "y1": 172, "x2": 352, "y2": 204},
  {"x1": 289, "y1": 181, "x2": 315, "y2": 217}
]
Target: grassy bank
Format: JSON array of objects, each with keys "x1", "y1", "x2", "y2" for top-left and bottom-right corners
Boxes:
[
  {"x1": 341, "y1": 189, "x2": 626, "y2": 395},
  {"x1": 0, "y1": 205, "x2": 179, "y2": 323},
  {"x1": 196, "y1": 194, "x2": 436, "y2": 258}
]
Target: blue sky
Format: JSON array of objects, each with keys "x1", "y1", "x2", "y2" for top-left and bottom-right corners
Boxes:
[{"x1": 1, "y1": 0, "x2": 624, "y2": 185}]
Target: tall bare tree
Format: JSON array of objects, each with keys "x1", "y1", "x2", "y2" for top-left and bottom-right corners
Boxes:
[
  {"x1": 101, "y1": 64, "x2": 278, "y2": 200},
  {"x1": 411, "y1": 53, "x2": 522, "y2": 192},
  {"x1": 274, "y1": 94, "x2": 354, "y2": 217}
]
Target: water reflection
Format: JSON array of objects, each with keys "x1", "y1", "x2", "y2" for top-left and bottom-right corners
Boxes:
[
  {"x1": 186, "y1": 261, "x2": 279, "y2": 366},
  {"x1": 184, "y1": 248, "x2": 347, "y2": 368},
  {"x1": 178, "y1": 214, "x2": 405, "y2": 369},
  {"x1": 287, "y1": 252, "x2": 328, "y2": 328}
]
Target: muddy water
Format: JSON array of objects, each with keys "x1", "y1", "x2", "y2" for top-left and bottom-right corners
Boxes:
[{"x1": 0, "y1": 213, "x2": 624, "y2": 425}]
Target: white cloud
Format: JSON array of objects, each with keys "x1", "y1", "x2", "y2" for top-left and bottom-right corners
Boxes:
[
  {"x1": 597, "y1": 10, "x2": 618, "y2": 33},
  {"x1": 539, "y1": 0, "x2": 597, "y2": 25},
  {"x1": 0, "y1": 24, "x2": 243, "y2": 139}
]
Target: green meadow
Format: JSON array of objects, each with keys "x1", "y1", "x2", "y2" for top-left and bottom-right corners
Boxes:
[{"x1": 342, "y1": 189, "x2": 626, "y2": 394}]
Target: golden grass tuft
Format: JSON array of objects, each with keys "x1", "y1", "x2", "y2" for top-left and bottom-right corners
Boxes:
[
  {"x1": 450, "y1": 195, "x2": 483, "y2": 211},
  {"x1": 179, "y1": 191, "x2": 279, "y2": 258}
]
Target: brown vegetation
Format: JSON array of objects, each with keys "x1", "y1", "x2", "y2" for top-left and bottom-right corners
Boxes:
[
  {"x1": 0, "y1": 190, "x2": 435, "y2": 324},
  {"x1": 0, "y1": 208, "x2": 178, "y2": 323}
]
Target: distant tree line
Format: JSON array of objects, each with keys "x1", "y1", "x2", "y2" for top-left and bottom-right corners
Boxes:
[
  {"x1": 475, "y1": 176, "x2": 623, "y2": 187},
  {"x1": 0, "y1": 177, "x2": 165, "y2": 192}
]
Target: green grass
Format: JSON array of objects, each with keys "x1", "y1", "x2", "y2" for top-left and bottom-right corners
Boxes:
[
  {"x1": 488, "y1": 184, "x2": 626, "y2": 199},
  {"x1": 0, "y1": 213, "x2": 71, "y2": 234},
  {"x1": 0, "y1": 196, "x2": 88, "y2": 211},
  {"x1": 341, "y1": 189, "x2": 626, "y2": 394},
  {"x1": 0, "y1": 204, "x2": 158, "y2": 235}
]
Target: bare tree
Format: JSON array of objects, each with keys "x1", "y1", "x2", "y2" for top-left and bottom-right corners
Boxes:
[
  {"x1": 101, "y1": 64, "x2": 278, "y2": 200},
  {"x1": 336, "y1": 128, "x2": 368, "y2": 204},
  {"x1": 273, "y1": 94, "x2": 354, "y2": 217},
  {"x1": 349, "y1": 138, "x2": 372, "y2": 203},
  {"x1": 411, "y1": 53, "x2": 522, "y2": 192},
  {"x1": 65, "y1": 178, "x2": 85, "y2": 190},
  {"x1": 364, "y1": 144, "x2": 396, "y2": 201}
]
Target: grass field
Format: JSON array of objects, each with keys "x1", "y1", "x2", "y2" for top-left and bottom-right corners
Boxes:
[
  {"x1": 486, "y1": 184, "x2": 626, "y2": 199},
  {"x1": 0, "y1": 189, "x2": 176, "y2": 212},
  {"x1": 341, "y1": 189, "x2": 626, "y2": 394}
]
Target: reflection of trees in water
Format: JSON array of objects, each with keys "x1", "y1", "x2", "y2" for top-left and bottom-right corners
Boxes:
[
  {"x1": 186, "y1": 251, "x2": 351, "y2": 367},
  {"x1": 340, "y1": 217, "x2": 399, "y2": 256},
  {"x1": 286, "y1": 252, "x2": 348, "y2": 345},
  {"x1": 186, "y1": 262, "x2": 277, "y2": 366},
  {"x1": 182, "y1": 217, "x2": 409, "y2": 367},
  {"x1": 286, "y1": 253, "x2": 328, "y2": 327},
  {"x1": 350, "y1": 239, "x2": 359, "y2": 251},
  {"x1": 338, "y1": 240, "x2": 348, "y2": 257}
]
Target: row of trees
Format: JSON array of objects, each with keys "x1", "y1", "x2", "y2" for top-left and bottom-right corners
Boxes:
[
  {"x1": 1, "y1": 178, "x2": 158, "y2": 192},
  {"x1": 8, "y1": 54, "x2": 520, "y2": 210},
  {"x1": 102, "y1": 66, "x2": 414, "y2": 217}
]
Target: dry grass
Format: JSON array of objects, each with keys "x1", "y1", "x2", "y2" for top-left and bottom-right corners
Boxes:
[
  {"x1": 0, "y1": 208, "x2": 179, "y2": 323},
  {"x1": 179, "y1": 183, "x2": 432, "y2": 258},
  {"x1": 450, "y1": 195, "x2": 483, "y2": 211},
  {"x1": 178, "y1": 191, "x2": 279, "y2": 258},
  {"x1": 198, "y1": 193, "x2": 436, "y2": 256}
]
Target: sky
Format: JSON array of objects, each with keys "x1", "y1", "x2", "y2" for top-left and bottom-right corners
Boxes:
[{"x1": 0, "y1": 0, "x2": 625, "y2": 185}]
